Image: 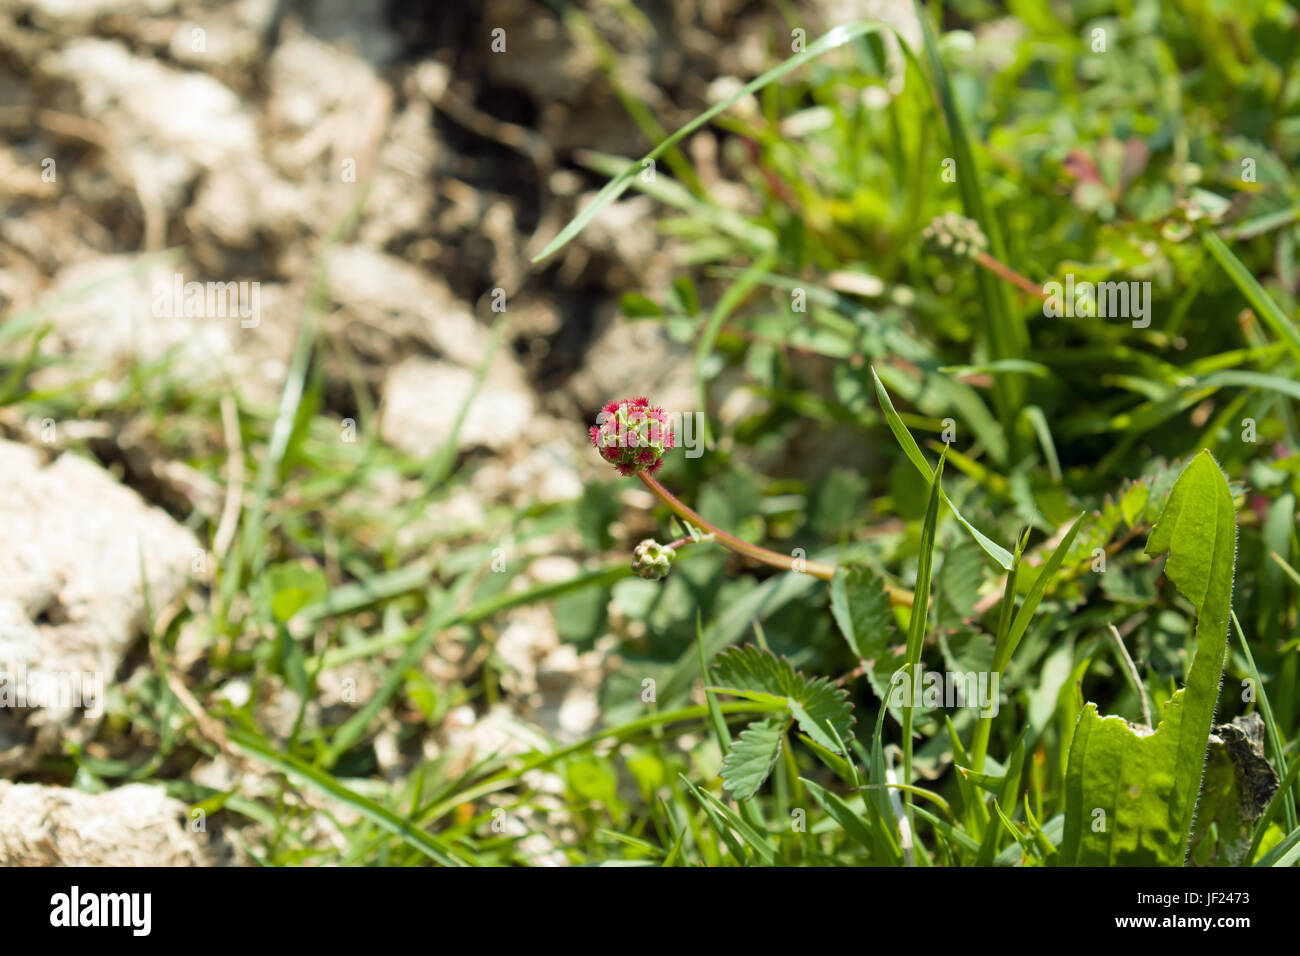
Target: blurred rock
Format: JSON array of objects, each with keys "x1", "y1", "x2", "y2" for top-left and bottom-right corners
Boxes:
[
  {"x1": 296, "y1": 0, "x2": 401, "y2": 67},
  {"x1": 566, "y1": 317, "x2": 696, "y2": 416},
  {"x1": 380, "y1": 356, "x2": 534, "y2": 459},
  {"x1": 0, "y1": 782, "x2": 219, "y2": 866},
  {"x1": 535, "y1": 642, "x2": 606, "y2": 740},
  {"x1": 41, "y1": 39, "x2": 258, "y2": 215},
  {"x1": 21, "y1": 0, "x2": 177, "y2": 30},
  {"x1": 466, "y1": 416, "x2": 585, "y2": 505},
  {"x1": 187, "y1": 156, "x2": 308, "y2": 251},
  {"x1": 357, "y1": 95, "x2": 440, "y2": 249},
  {"x1": 32, "y1": 255, "x2": 299, "y2": 406},
  {"x1": 480, "y1": 0, "x2": 597, "y2": 104},
  {"x1": 325, "y1": 245, "x2": 489, "y2": 366},
  {"x1": 0, "y1": 440, "x2": 198, "y2": 773}
]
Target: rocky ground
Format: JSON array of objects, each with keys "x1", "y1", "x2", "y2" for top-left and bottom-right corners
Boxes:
[{"x1": 0, "y1": 0, "x2": 914, "y2": 864}]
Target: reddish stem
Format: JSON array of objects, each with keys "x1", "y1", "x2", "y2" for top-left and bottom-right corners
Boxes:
[
  {"x1": 637, "y1": 471, "x2": 913, "y2": 607},
  {"x1": 973, "y1": 250, "x2": 1048, "y2": 301}
]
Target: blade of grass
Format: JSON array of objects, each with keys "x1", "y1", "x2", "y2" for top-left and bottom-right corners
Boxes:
[
  {"x1": 228, "y1": 728, "x2": 473, "y2": 866},
  {"x1": 533, "y1": 20, "x2": 915, "y2": 263},
  {"x1": 911, "y1": 0, "x2": 1025, "y2": 433},
  {"x1": 872, "y1": 367, "x2": 1013, "y2": 568},
  {"x1": 1200, "y1": 226, "x2": 1300, "y2": 363},
  {"x1": 899, "y1": 448, "x2": 945, "y2": 841}
]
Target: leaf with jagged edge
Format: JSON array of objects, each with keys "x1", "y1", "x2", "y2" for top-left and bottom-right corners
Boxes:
[
  {"x1": 710, "y1": 644, "x2": 855, "y2": 754},
  {"x1": 720, "y1": 718, "x2": 785, "y2": 800},
  {"x1": 1062, "y1": 458, "x2": 1183, "y2": 572},
  {"x1": 830, "y1": 562, "x2": 922, "y2": 726},
  {"x1": 1060, "y1": 450, "x2": 1237, "y2": 865},
  {"x1": 935, "y1": 537, "x2": 987, "y2": 631},
  {"x1": 830, "y1": 565, "x2": 892, "y2": 660}
]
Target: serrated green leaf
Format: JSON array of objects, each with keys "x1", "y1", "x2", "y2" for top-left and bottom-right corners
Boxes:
[
  {"x1": 936, "y1": 538, "x2": 987, "y2": 630},
  {"x1": 1119, "y1": 482, "x2": 1151, "y2": 528},
  {"x1": 1061, "y1": 450, "x2": 1237, "y2": 865},
  {"x1": 830, "y1": 564, "x2": 908, "y2": 721},
  {"x1": 830, "y1": 565, "x2": 894, "y2": 660},
  {"x1": 710, "y1": 645, "x2": 855, "y2": 752},
  {"x1": 787, "y1": 696, "x2": 845, "y2": 753},
  {"x1": 720, "y1": 718, "x2": 785, "y2": 800}
]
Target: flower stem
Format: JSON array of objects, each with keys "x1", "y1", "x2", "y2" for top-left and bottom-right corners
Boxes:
[
  {"x1": 973, "y1": 250, "x2": 1048, "y2": 301},
  {"x1": 637, "y1": 471, "x2": 913, "y2": 607}
]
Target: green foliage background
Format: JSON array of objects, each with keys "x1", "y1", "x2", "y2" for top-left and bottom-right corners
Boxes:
[{"x1": 5, "y1": 0, "x2": 1299, "y2": 866}]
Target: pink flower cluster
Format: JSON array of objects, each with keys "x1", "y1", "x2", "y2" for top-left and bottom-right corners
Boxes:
[{"x1": 589, "y1": 397, "x2": 674, "y2": 476}]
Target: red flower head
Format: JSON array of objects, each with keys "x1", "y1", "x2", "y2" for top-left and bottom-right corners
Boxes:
[{"x1": 589, "y1": 397, "x2": 675, "y2": 476}]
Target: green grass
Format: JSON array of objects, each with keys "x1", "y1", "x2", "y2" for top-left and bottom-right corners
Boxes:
[{"x1": 5, "y1": 1, "x2": 1300, "y2": 866}]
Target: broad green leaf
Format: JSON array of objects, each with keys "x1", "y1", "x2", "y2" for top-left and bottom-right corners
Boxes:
[
  {"x1": 698, "y1": 615, "x2": 772, "y2": 829},
  {"x1": 264, "y1": 561, "x2": 329, "y2": 623},
  {"x1": 830, "y1": 564, "x2": 908, "y2": 721},
  {"x1": 1119, "y1": 481, "x2": 1150, "y2": 528},
  {"x1": 830, "y1": 565, "x2": 893, "y2": 660},
  {"x1": 1060, "y1": 450, "x2": 1237, "y2": 865},
  {"x1": 813, "y1": 470, "x2": 869, "y2": 539},
  {"x1": 620, "y1": 291, "x2": 662, "y2": 317}
]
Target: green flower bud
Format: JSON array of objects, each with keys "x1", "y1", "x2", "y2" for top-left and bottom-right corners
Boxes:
[{"x1": 631, "y1": 539, "x2": 675, "y2": 581}]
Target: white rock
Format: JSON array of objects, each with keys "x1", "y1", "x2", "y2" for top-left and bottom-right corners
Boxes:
[
  {"x1": 325, "y1": 245, "x2": 490, "y2": 368},
  {"x1": 0, "y1": 782, "x2": 218, "y2": 866},
  {"x1": 42, "y1": 39, "x2": 258, "y2": 210},
  {"x1": 0, "y1": 441, "x2": 198, "y2": 772},
  {"x1": 380, "y1": 357, "x2": 534, "y2": 458},
  {"x1": 34, "y1": 255, "x2": 299, "y2": 405}
]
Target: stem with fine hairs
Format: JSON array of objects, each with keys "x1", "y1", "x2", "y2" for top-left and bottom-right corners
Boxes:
[{"x1": 637, "y1": 471, "x2": 914, "y2": 608}]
